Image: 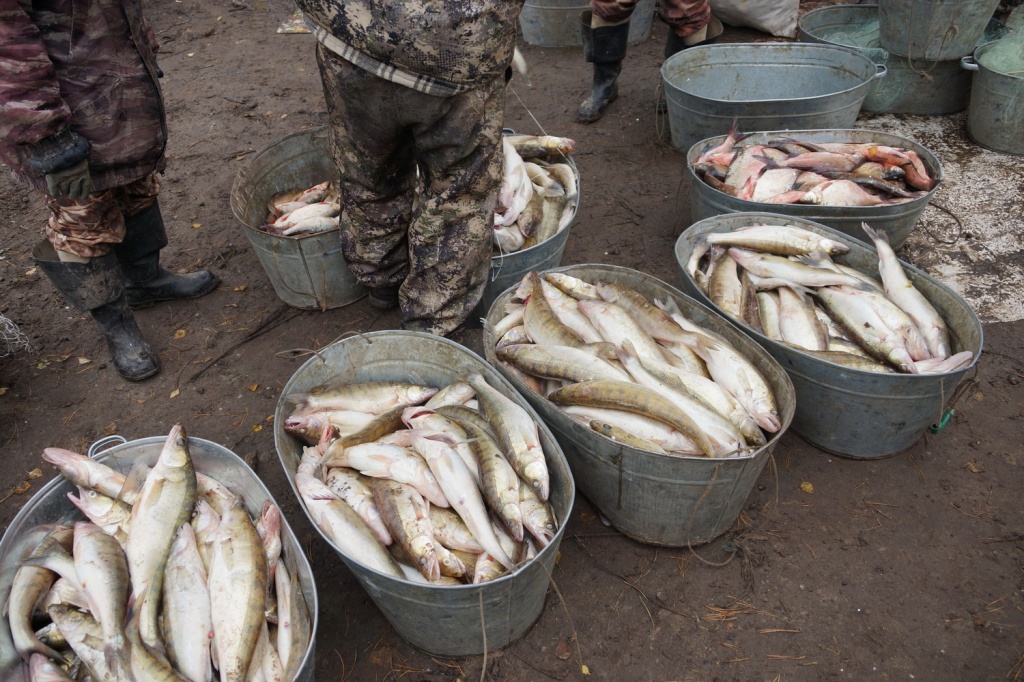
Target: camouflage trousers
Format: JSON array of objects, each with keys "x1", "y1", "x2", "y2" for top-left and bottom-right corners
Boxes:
[
  {"x1": 316, "y1": 44, "x2": 505, "y2": 337},
  {"x1": 591, "y1": 0, "x2": 710, "y2": 37},
  {"x1": 44, "y1": 173, "x2": 160, "y2": 258}
]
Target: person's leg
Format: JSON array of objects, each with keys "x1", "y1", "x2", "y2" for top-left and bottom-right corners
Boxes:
[
  {"x1": 316, "y1": 44, "x2": 418, "y2": 310},
  {"x1": 36, "y1": 191, "x2": 159, "y2": 380},
  {"x1": 661, "y1": 0, "x2": 719, "y2": 57},
  {"x1": 111, "y1": 173, "x2": 219, "y2": 308},
  {"x1": 577, "y1": 1, "x2": 634, "y2": 123},
  {"x1": 400, "y1": 77, "x2": 506, "y2": 336}
]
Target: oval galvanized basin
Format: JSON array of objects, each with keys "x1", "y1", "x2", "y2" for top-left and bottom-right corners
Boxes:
[
  {"x1": 483, "y1": 264, "x2": 796, "y2": 547},
  {"x1": 686, "y1": 128, "x2": 943, "y2": 249},
  {"x1": 674, "y1": 212, "x2": 983, "y2": 459},
  {"x1": 0, "y1": 436, "x2": 319, "y2": 682},
  {"x1": 274, "y1": 331, "x2": 574, "y2": 657}
]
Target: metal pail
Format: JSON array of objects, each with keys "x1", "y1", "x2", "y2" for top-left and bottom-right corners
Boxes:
[
  {"x1": 798, "y1": 4, "x2": 973, "y2": 115},
  {"x1": 230, "y1": 127, "x2": 365, "y2": 311},
  {"x1": 962, "y1": 40, "x2": 1024, "y2": 156},
  {"x1": 519, "y1": 0, "x2": 655, "y2": 47},
  {"x1": 878, "y1": 0, "x2": 1001, "y2": 61},
  {"x1": 661, "y1": 43, "x2": 885, "y2": 152},
  {"x1": 483, "y1": 265, "x2": 796, "y2": 547},
  {"x1": 0, "y1": 436, "x2": 319, "y2": 681},
  {"x1": 674, "y1": 212, "x2": 984, "y2": 459},
  {"x1": 686, "y1": 128, "x2": 943, "y2": 249},
  {"x1": 274, "y1": 331, "x2": 575, "y2": 657}
]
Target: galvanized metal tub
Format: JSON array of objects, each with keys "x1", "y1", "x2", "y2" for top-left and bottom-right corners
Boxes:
[
  {"x1": 674, "y1": 212, "x2": 984, "y2": 459},
  {"x1": 962, "y1": 40, "x2": 1024, "y2": 156},
  {"x1": 477, "y1": 146, "x2": 581, "y2": 319},
  {"x1": 687, "y1": 128, "x2": 943, "y2": 249},
  {"x1": 0, "y1": 436, "x2": 319, "y2": 682},
  {"x1": 798, "y1": 4, "x2": 972, "y2": 115},
  {"x1": 878, "y1": 0, "x2": 1001, "y2": 61},
  {"x1": 483, "y1": 264, "x2": 796, "y2": 547},
  {"x1": 661, "y1": 43, "x2": 885, "y2": 152},
  {"x1": 230, "y1": 126, "x2": 366, "y2": 311},
  {"x1": 274, "y1": 331, "x2": 575, "y2": 656},
  {"x1": 519, "y1": 0, "x2": 656, "y2": 47}
]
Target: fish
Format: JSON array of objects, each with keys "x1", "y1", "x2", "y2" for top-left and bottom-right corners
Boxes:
[
  {"x1": 424, "y1": 381, "x2": 476, "y2": 410},
  {"x1": 576, "y1": 298, "x2": 669, "y2": 368},
  {"x1": 862, "y1": 223, "x2": 950, "y2": 358},
  {"x1": 369, "y1": 477, "x2": 441, "y2": 581},
  {"x1": 7, "y1": 527, "x2": 67, "y2": 663},
  {"x1": 256, "y1": 501, "x2": 283, "y2": 582},
  {"x1": 707, "y1": 249, "x2": 744, "y2": 320},
  {"x1": 410, "y1": 432, "x2": 516, "y2": 569},
  {"x1": 723, "y1": 144, "x2": 769, "y2": 200},
  {"x1": 496, "y1": 138, "x2": 533, "y2": 227},
  {"x1": 792, "y1": 348, "x2": 899, "y2": 373},
  {"x1": 541, "y1": 277, "x2": 603, "y2": 342},
  {"x1": 40, "y1": 576, "x2": 89, "y2": 612},
  {"x1": 428, "y1": 506, "x2": 486, "y2": 553},
  {"x1": 801, "y1": 179, "x2": 894, "y2": 207},
  {"x1": 473, "y1": 553, "x2": 509, "y2": 584},
  {"x1": 505, "y1": 134, "x2": 575, "y2": 159},
  {"x1": 777, "y1": 286, "x2": 828, "y2": 351},
  {"x1": 518, "y1": 483, "x2": 557, "y2": 549},
  {"x1": 523, "y1": 272, "x2": 585, "y2": 348},
  {"x1": 550, "y1": 380, "x2": 717, "y2": 457},
  {"x1": 813, "y1": 286, "x2": 919, "y2": 373},
  {"x1": 206, "y1": 499, "x2": 268, "y2": 682},
  {"x1": 491, "y1": 307, "x2": 526, "y2": 341},
  {"x1": 542, "y1": 272, "x2": 601, "y2": 300},
  {"x1": 191, "y1": 499, "x2": 221, "y2": 573},
  {"x1": 751, "y1": 168, "x2": 800, "y2": 202},
  {"x1": 47, "y1": 604, "x2": 118, "y2": 681},
  {"x1": 467, "y1": 372, "x2": 549, "y2": 502},
  {"x1": 125, "y1": 424, "x2": 197, "y2": 648},
  {"x1": 282, "y1": 561, "x2": 312, "y2": 680},
  {"x1": 29, "y1": 653, "x2": 74, "y2": 682},
  {"x1": 463, "y1": 417, "x2": 524, "y2": 542},
  {"x1": 915, "y1": 351, "x2": 974, "y2": 374},
  {"x1": 162, "y1": 524, "x2": 214, "y2": 682},
  {"x1": 325, "y1": 468, "x2": 393, "y2": 546},
  {"x1": 125, "y1": 591, "x2": 189, "y2": 681},
  {"x1": 402, "y1": 406, "x2": 481, "y2": 485},
  {"x1": 759, "y1": 151, "x2": 865, "y2": 174},
  {"x1": 271, "y1": 201, "x2": 339, "y2": 230},
  {"x1": 72, "y1": 522, "x2": 130, "y2": 675},
  {"x1": 41, "y1": 448, "x2": 126, "y2": 500},
  {"x1": 728, "y1": 248, "x2": 863, "y2": 288},
  {"x1": 196, "y1": 473, "x2": 240, "y2": 516},
  {"x1": 588, "y1": 420, "x2": 666, "y2": 454},
  {"x1": 497, "y1": 343, "x2": 631, "y2": 384},
  {"x1": 757, "y1": 290, "x2": 782, "y2": 340},
  {"x1": 321, "y1": 440, "x2": 449, "y2": 507},
  {"x1": 693, "y1": 225, "x2": 850, "y2": 265},
  {"x1": 296, "y1": 472, "x2": 403, "y2": 578},
  {"x1": 286, "y1": 381, "x2": 438, "y2": 416}
]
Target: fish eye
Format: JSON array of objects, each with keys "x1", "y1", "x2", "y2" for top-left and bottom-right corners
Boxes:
[
  {"x1": 532, "y1": 481, "x2": 540, "y2": 490},
  {"x1": 177, "y1": 438, "x2": 186, "y2": 447}
]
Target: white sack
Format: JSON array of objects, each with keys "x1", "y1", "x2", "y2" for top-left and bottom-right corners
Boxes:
[{"x1": 710, "y1": 0, "x2": 800, "y2": 38}]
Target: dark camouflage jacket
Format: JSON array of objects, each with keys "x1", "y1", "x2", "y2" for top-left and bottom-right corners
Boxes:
[
  {"x1": 297, "y1": 0, "x2": 524, "y2": 96},
  {"x1": 0, "y1": 0, "x2": 166, "y2": 193}
]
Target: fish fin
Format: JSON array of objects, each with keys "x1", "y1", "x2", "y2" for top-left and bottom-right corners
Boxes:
[
  {"x1": 653, "y1": 297, "x2": 682, "y2": 317},
  {"x1": 752, "y1": 154, "x2": 779, "y2": 169},
  {"x1": 119, "y1": 459, "x2": 150, "y2": 505},
  {"x1": 860, "y1": 221, "x2": 888, "y2": 245}
]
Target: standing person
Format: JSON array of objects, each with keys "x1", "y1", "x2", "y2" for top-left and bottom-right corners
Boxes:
[
  {"x1": 0, "y1": 0, "x2": 219, "y2": 381},
  {"x1": 578, "y1": 0, "x2": 722, "y2": 123},
  {"x1": 296, "y1": 1, "x2": 525, "y2": 338}
]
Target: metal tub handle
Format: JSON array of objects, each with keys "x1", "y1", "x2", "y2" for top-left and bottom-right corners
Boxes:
[
  {"x1": 873, "y1": 63, "x2": 888, "y2": 80},
  {"x1": 87, "y1": 434, "x2": 127, "y2": 459},
  {"x1": 961, "y1": 55, "x2": 979, "y2": 72}
]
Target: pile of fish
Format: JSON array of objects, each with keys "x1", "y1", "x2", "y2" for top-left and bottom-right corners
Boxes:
[
  {"x1": 283, "y1": 377, "x2": 558, "y2": 585},
  {"x1": 257, "y1": 180, "x2": 340, "y2": 237},
  {"x1": 693, "y1": 125, "x2": 938, "y2": 206},
  {"x1": 489, "y1": 270, "x2": 782, "y2": 459},
  {"x1": 8, "y1": 425, "x2": 311, "y2": 681},
  {"x1": 495, "y1": 135, "x2": 578, "y2": 255},
  {"x1": 685, "y1": 223, "x2": 975, "y2": 374}
]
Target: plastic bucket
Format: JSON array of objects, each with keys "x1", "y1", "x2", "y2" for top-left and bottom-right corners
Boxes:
[
  {"x1": 230, "y1": 127, "x2": 365, "y2": 311},
  {"x1": 661, "y1": 43, "x2": 885, "y2": 152},
  {"x1": 878, "y1": 0, "x2": 1001, "y2": 61},
  {"x1": 674, "y1": 212, "x2": 984, "y2": 459},
  {"x1": 962, "y1": 40, "x2": 1024, "y2": 156},
  {"x1": 797, "y1": 4, "x2": 973, "y2": 115},
  {"x1": 519, "y1": 0, "x2": 656, "y2": 47},
  {"x1": 274, "y1": 331, "x2": 575, "y2": 656},
  {"x1": 686, "y1": 128, "x2": 943, "y2": 249},
  {"x1": 483, "y1": 264, "x2": 796, "y2": 547},
  {"x1": 0, "y1": 436, "x2": 319, "y2": 681}
]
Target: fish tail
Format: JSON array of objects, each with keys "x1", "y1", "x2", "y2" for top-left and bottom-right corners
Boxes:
[
  {"x1": 104, "y1": 636, "x2": 126, "y2": 676},
  {"x1": 860, "y1": 221, "x2": 887, "y2": 245}
]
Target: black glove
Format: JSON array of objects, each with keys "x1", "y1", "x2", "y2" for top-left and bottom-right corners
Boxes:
[{"x1": 27, "y1": 128, "x2": 93, "y2": 199}]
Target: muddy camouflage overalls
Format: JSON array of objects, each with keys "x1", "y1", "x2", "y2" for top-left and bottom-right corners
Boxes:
[{"x1": 297, "y1": 0, "x2": 525, "y2": 336}]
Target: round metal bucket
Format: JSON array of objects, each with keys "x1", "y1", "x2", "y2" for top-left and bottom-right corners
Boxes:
[
  {"x1": 0, "y1": 436, "x2": 319, "y2": 681},
  {"x1": 519, "y1": 0, "x2": 655, "y2": 47},
  {"x1": 475, "y1": 144, "x2": 581, "y2": 320},
  {"x1": 483, "y1": 264, "x2": 796, "y2": 547},
  {"x1": 962, "y1": 40, "x2": 1024, "y2": 156},
  {"x1": 878, "y1": 0, "x2": 1001, "y2": 61},
  {"x1": 230, "y1": 127, "x2": 366, "y2": 311},
  {"x1": 797, "y1": 4, "x2": 973, "y2": 115},
  {"x1": 273, "y1": 331, "x2": 575, "y2": 657},
  {"x1": 686, "y1": 128, "x2": 943, "y2": 249},
  {"x1": 674, "y1": 212, "x2": 984, "y2": 459},
  {"x1": 661, "y1": 43, "x2": 885, "y2": 152}
]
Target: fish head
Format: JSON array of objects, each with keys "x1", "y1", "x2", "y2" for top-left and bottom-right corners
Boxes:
[
  {"x1": 437, "y1": 550, "x2": 466, "y2": 578},
  {"x1": 406, "y1": 385, "x2": 440, "y2": 405},
  {"x1": 408, "y1": 537, "x2": 440, "y2": 582},
  {"x1": 753, "y1": 403, "x2": 782, "y2": 433},
  {"x1": 524, "y1": 508, "x2": 555, "y2": 548},
  {"x1": 158, "y1": 424, "x2": 192, "y2": 471},
  {"x1": 522, "y1": 461, "x2": 550, "y2": 502},
  {"x1": 401, "y1": 405, "x2": 434, "y2": 429}
]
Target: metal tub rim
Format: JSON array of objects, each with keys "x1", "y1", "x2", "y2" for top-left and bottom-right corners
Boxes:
[
  {"x1": 0, "y1": 435, "x2": 319, "y2": 682},
  {"x1": 673, "y1": 211, "x2": 983, "y2": 381},
  {"x1": 273, "y1": 330, "x2": 575, "y2": 589},
  {"x1": 661, "y1": 43, "x2": 883, "y2": 105}
]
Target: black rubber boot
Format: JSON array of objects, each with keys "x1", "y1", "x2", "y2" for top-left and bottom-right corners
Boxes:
[
  {"x1": 577, "y1": 12, "x2": 630, "y2": 124},
  {"x1": 664, "y1": 15, "x2": 723, "y2": 59},
  {"x1": 114, "y1": 200, "x2": 219, "y2": 308},
  {"x1": 33, "y1": 241, "x2": 160, "y2": 381},
  {"x1": 366, "y1": 286, "x2": 400, "y2": 311}
]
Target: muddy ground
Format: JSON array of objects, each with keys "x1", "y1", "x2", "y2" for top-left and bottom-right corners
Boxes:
[{"x1": 2, "y1": 1, "x2": 1023, "y2": 680}]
